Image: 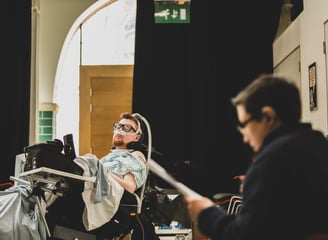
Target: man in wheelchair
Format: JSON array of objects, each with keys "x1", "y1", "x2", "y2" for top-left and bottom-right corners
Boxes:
[{"x1": 25, "y1": 112, "x2": 151, "y2": 240}]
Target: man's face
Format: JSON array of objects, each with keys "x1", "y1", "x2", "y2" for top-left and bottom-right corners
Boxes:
[
  {"x1": 236, "y1": 105, "x2": 270, "y2": 153},
  {"x1": 112, "y1": 118, "x2": 140, "y2": 149}
]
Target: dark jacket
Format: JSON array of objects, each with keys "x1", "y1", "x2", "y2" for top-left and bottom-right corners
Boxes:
[{"x1": 198, "y1": 123, "x2": 328, "y2": 240}]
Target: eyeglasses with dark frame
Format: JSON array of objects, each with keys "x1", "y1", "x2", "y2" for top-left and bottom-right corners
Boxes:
[
  {"x1": 236, "y1": 115, "x2": 256, "y2": 132},
  {"x1": 113, "y1": 122, "x2": 137, "y2": 133}
]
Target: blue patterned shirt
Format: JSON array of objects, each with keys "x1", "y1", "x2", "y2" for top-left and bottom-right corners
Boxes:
[{"x1": 99, "y1": 149, "x2": 147, "y2": 188}]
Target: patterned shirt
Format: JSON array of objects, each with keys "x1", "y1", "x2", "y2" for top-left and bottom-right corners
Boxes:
[{"x1": 99, "y1": 149, "x2": 147, "y2": 188}]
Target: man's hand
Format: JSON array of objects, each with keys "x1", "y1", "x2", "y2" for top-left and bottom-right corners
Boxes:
[{"x1": 184, "y1": 196, "x2": 215, "y2": 222}]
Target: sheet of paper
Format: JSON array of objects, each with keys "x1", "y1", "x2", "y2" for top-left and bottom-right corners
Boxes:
[{"x1": 148, "y1": 159, "x2": 202, "y2": 199}]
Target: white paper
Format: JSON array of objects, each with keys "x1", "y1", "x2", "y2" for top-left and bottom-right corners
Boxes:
[{"x1": 148, "y1": 159, "x2": 202, "y2": 199}]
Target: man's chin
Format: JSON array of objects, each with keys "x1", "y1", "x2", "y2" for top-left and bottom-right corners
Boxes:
[{"x1": 112, "y1": 139, "x2": 124, "y2": 147}]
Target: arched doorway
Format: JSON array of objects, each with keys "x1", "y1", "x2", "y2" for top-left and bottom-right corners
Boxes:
[{"x1": 53, "y1": 0, "x2": 136, "y2": 154}]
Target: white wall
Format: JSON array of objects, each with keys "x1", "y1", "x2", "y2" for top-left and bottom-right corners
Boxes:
[
  {"x1": 273, "y1": 0, "x2": 328, "y2": 135},
  {"x1": 38, "y1": 0, "x2": 96, "y2": 103}
]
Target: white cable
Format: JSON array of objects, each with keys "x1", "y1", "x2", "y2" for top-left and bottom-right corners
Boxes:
[{"x1": 132, "y1": 113, "x2": 152, "y2": 213}]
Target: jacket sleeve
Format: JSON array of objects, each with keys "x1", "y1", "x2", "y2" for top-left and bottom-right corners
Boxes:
[{"x1": 197, "y1": 205, "x2": 235, "y2": 240}]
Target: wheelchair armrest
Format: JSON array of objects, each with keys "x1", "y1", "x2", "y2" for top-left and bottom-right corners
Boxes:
[{"x1": 119, "y1": 190, "x2": 142, "y2": 214}]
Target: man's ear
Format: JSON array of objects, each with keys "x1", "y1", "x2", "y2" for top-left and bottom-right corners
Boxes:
[
  {"x1": 261, "y1": 106, "x2": 276, "y2": 121},
  {"x1": 135, "y1": 134, "x2": 141, "y2": 141}
]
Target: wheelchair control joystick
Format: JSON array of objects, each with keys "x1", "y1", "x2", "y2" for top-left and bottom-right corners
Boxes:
[{"x1": 63, "y1": 134, "x2": 76, "y2": 161}]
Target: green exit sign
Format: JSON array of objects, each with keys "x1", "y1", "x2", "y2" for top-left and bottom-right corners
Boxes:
[{"x1": 154, "y1": 1, "x2": 191, "y2": 24}]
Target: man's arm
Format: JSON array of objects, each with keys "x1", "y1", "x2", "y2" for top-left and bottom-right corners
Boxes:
[{"x1": 109, "y1": 172, "x2": 137, "y2": 193}]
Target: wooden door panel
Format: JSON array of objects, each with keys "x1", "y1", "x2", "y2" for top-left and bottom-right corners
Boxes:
[
  {"x1": 80, "y1": 65, "x2": 133, "y2": 157},
  {"x1": 91, "y1": 77, "x2": 132, "y2": 89},
  {"x1": 92, "y1": 135, "x2": 113, "y2": 155}
]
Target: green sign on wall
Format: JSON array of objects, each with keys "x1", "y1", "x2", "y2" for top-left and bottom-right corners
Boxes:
[{"x1": 154, "y1": 1, "x2": 191, "y2": 24}]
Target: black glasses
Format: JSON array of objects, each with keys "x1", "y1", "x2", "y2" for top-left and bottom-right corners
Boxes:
[
  {"x1": 236, "y1": 116, "x2": 256, "y2": 131},
  {"x1": 113, "y1": 122, "x2": 137, "y2": 133}
]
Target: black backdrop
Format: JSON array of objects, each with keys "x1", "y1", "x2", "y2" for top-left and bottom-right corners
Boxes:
[
  {"x1": 4, "y1": 0, "x2": 304, "y2": 197},
  {"x1": 132, "y1": 0, "x2": 285, "y2": 197},
  {"x1": 2, "y1": 0, "x2": 31, "y2": 184}
]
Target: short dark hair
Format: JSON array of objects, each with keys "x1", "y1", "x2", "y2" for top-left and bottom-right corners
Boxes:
[{"x1": 231, "y1": 74, "x2": 301, "y2": 125}]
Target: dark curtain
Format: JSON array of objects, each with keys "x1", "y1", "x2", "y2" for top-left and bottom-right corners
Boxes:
[
  {"x1": 132, "y1": 0, "x2": 284, "y2": 197},
  {"x1": 2, "y1": 0, "x2": 31, "y2": 183}
]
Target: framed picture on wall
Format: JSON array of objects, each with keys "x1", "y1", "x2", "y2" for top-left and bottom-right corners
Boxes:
[{"x1": 308, "y1": 62, "x2": 318, "y2": 111}]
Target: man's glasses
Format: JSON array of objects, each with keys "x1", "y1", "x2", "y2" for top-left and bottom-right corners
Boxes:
[
  {"x1": 236, "y1": 116, "x2": 256, "y2": 132},
  {"x1": 113, "y1": 122, "x2": 137, "y2": 133}
]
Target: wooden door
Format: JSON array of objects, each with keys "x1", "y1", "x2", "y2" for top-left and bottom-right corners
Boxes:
[{"x1": 79, "y1": 65, "x2": 134, "y2": 157}]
